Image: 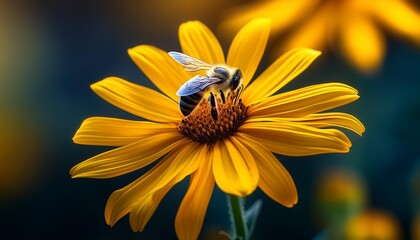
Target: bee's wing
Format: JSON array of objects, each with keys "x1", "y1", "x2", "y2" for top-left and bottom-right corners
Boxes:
[
  {"x1": 169, "y1": 51, "x2": 211, "y2": 72},
  {"x1": 176, "y1": 75, "x2": 221, "y2": 96}
]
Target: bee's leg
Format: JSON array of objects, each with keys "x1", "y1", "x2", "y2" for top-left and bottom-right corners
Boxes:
[
  {"x1": 219, "y1": 90, "x2": 226, "y2": 104},
  {"x1": 233, "y1": 84, "x2": 244, "y2": 104},
  {"x1": 209, "y1": 92, "x2": 218, "y2": 121}
]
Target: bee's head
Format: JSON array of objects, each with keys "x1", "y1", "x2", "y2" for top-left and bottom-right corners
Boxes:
[
  {"x1": 210, "y1": 66, "x2": 242, "y2": 91},
  {"x1": 230, "y1": 69, "x2": 242, "y2": 91},
  {"x1": 212, "y1": 66, "x2": 229, "y2": 81}
]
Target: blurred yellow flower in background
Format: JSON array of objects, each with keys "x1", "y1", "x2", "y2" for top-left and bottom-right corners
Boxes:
[
  {"x1": 0, "y1": 1, "x2": 49, "y2": 202},
  {"x1": 219, "y1": 0, "x2": 420, "y2": 73},
  {"x1": 316, "y1": 169, "x2": 367, "y2": 208},
  {"x1": 71, "y1": 19, "x2": 364, "y2": 239},
  {"x1": 412, "y1": 214, "x2": 420, "y2": 240},
  {"x1": 314, "y1": 169, "x2": 367, "y2": 239},
  {"x1": 0, "y1": 111, "x2": 45, "y2": 201},
  {"x1": 345, "y1": 209, "x2": 402, "y2": 240}
]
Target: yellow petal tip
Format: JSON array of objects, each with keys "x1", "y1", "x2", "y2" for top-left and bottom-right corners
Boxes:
[
  {"x1": 89, "y1": 77, "x2": 110, "y2": 91},
  {"x1": 69, "y1": 171, "x2": 79, "y2": 179},
  {"x1": 179, "y1": 20, "x2": 204, "y2": 30},
  {"x1": 250, "y1": 18, "x2": 272, "y2": 26},
  {"x1": 127, "y1": 47, "x2": 137, "y2": 56},
  {"x1": 127, "y1": 45, "x2": 146, "y2": 57},
  {"x1": 284, "y1": 196, "x2": 298, "y2": 208},
  {"x1": 69, "y1": 164, "x2": 86, "y2": 179},
  {"x1": 107, "y1": 219, "x2": 115, "y2": 227},
  {"x1": 292, "y1": 48, "x2": 322, "y2": 58},
  {"x1": 306, "y1": 48, "x2": 322, "y2": 56},
  {"x1": 72, "y1": 134, "x2": 82, "y2": 144},
  {"x1": 89, "y1": 76, "x2": 123, "y2": 92}
]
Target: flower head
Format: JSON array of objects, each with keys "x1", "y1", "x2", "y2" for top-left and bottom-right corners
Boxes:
[
  {"x1": 71, "y1": 19, "x2": 364, "y2": 239},
  {"x1": 219, "y1": 0, "x2": 420, "y2": 73}
]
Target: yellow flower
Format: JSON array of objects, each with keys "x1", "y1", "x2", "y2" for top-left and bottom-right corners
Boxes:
[
  {"x1": 219, "y1": 0, "x2": 420, "y2": 73},
  {"x1": 345, "y1": 210, "x2": 402, "y2": 240},
  {"x1": 71, "y1": 19, "x2": 364, "y2": 239}
]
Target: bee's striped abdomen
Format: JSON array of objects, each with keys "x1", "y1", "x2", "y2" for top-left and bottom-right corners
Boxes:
[{"x1": 179, "y1": 92, "x2": 203, "y2": 116}]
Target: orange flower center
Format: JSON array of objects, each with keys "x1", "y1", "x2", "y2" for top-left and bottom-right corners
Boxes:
[{"x1": 176, "y1": 92, "x2": 248, "y2": 144}]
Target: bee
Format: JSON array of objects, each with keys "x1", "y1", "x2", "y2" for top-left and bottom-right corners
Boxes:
[{"x1": 168, "y1": 51, "x2": 243, "y2": 121}]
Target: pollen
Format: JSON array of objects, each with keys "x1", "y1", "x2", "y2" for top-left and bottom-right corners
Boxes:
[{"x1": 176, "y1": 93, "x2": 248, "y2": 144}]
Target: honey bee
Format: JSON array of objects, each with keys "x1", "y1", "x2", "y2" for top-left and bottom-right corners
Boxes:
[{"x1": 168, "y1": 51, "x2": 243, "y2": 121}]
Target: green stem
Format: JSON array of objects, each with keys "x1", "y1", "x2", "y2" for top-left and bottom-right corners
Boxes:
[{"x1": 227, "y1": 194, "x2": 248, "y2": 240}]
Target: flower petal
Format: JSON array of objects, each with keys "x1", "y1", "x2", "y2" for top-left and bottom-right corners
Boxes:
[
  {"x1": 247, "y1": 112, "x2": 365, "y2": 136},
  {"x1": 73, "y1": 117, "x2": 175, "y2": 146},
  {"x1": 239, "y1": 121, "x2": 351, "y2": 156},
  {"x1": 212, "y1": 137, "x2": 259, "y2": 197},
  {"x1": 106, "y1": 147, "x2": 179, "y2": 228},
  {"x1": 128, "y1": 45, "x2": 192, "y2": 102},
  {"x1": 339, "y1": 14, "x2": 385, "y2": 73},
  {"x1": 91, "y1": 77, "x2": 182, "y2": 123},
  {"x1": 219, "y1": 0, "x2": 320, "y2": 38},
  {"x1": 175, "y1": 150, "x2": 214, "y2": 240},
  {"x1": 243, "y1": 48, "x2": 321, "y2": 105},
  {"x1": 105, "y1": 142, "x2": 206, "y2": 227},
  {"x1": 277, "y1": 3, "x2": 332, "y2": 53},
  {"x1": 247, "y1": 83, "x2": 359, "y2": 118},
  {"x1": 70, "y1": 131, "x2": 185, "y2": 178},
  {"x1": 179, "y1": 21, "x2": 225, "y2": 64},
  {"x1": 129, "y1": 180, "x2": 176, "y2": 232},
  {"x1": 369, "y1": 0, "x2": 420, "y2": 43},
  {"x1": 129, "y1": 195, "x2": 160, "y2": 232},
  {"x1": 235, "y1": 133, "x2": 297, "y2": 207},
  {"x1": 288, "y1": 112, "x2": 365, "y2": 136},
  {"x1": 128, "y1": 146, "x2": 210, "y2": 233},
  {"x1": 227, "y1": 18, "x2": 271, "y2": 87}
]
